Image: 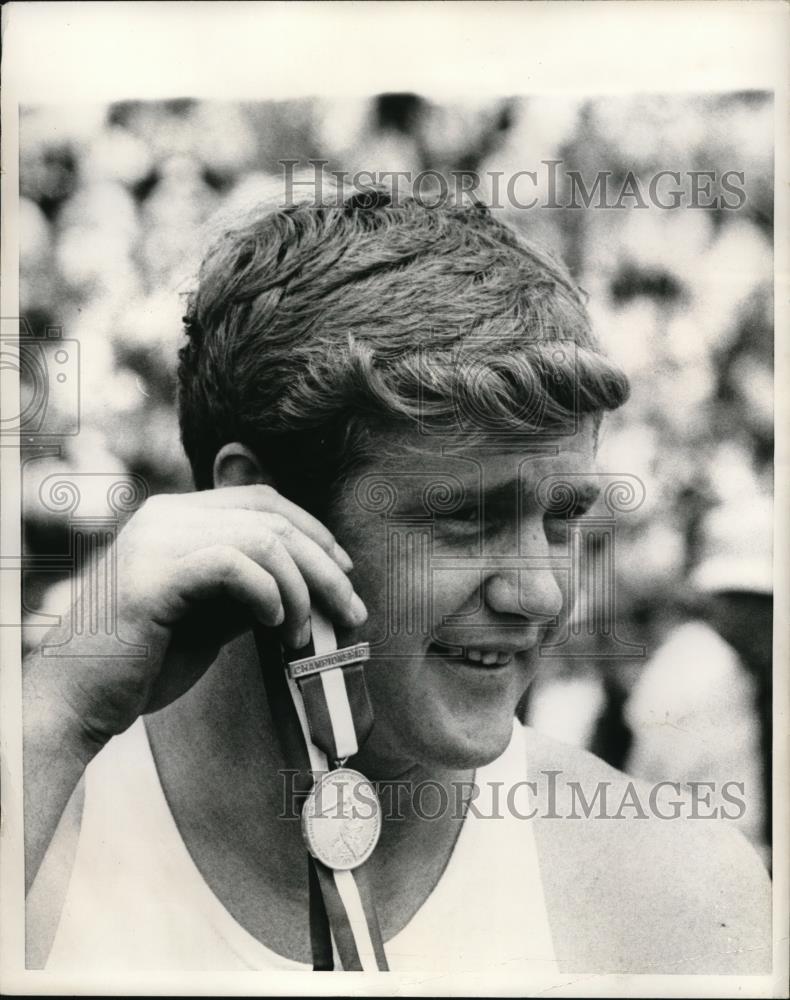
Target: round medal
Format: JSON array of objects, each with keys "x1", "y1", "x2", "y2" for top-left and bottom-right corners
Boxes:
[{"x1": 301, "y1": 768, "x2": 382, "y2": 871}]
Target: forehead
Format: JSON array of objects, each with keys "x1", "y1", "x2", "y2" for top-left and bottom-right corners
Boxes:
[
  {"x1": 332, "y1": 419, "x2": 603, "y2": 528},
  {"x1": 358, "y1": 417, "x2": 599, "y2": 487}
]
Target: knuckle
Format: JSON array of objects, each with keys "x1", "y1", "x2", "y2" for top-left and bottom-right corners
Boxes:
[
  {"x1": 209, "y1": 544, "x2": 239, "y2": 580},
  {"x1": 266, "y1": 512, "x2": 291, "y2": 536},
  {"x1": 291, "y1": 593, "x2": 311, "y2": 624},
  {"x1": 279, "y1": 570, "x2": 309, "y2": 615},
  {"x1": 311, "y1": 525, "x2": 334, "y2": 552},
  {"x1": 258, "y1": 574, "x2": 279, "y2": 602},
  {"x1": 257, "y1": 530, "x2": 284, "y2": 560},
  {"x1": 334, "y1": 574, "x2": 354, "y2": 604}
]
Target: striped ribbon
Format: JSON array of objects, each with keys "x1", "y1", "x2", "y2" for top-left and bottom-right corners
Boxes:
[{"x1": 255, "y1": 611, "x2": 388, "y2": 971}]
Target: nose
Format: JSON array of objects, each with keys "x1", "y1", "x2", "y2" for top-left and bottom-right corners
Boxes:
[
  {"x1": 482, "y1": 518, "x2": 564, "y2": 624},
  {"x1": 483, "y1": 567, "x2": 563, "y2": 624}
]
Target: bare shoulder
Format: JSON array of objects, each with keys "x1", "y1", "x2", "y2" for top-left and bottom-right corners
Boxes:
[{"x1": 521, "y1": 725, "x2": 772, "y2": 974}]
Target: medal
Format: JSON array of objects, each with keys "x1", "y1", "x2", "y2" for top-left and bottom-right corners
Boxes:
[
  {"x1": 302, "y1": 768, "x2": 382, "y2": 871},
  {"x1": 256, "y1": 609, "x2": 389, "y2": 971}
]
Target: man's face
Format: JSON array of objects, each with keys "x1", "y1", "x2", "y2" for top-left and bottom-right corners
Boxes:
[{"x1": 332, "y1": 417, "x2": 600, "y2": 774}]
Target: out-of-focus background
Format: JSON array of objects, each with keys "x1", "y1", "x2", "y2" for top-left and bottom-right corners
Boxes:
[{"x1": 18, "y1": 93, "x2": 774, "y2": 861}]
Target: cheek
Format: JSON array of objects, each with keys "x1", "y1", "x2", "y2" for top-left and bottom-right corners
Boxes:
[
  {"x1": 430, "y1": 567, "x2": 483, "y2": 620},
  {"x1": 339, "y1": 508, "x2": 507, "y2": 647},
  {"x1": 346, "y1": 557, "x2": 479, "y2": 669},
  {"x1": 342, "y1": 519, "x2": 394, "y2": 642}
]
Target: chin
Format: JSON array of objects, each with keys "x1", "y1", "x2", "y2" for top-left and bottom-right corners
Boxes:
[
  {"x1": 415, "y1": 708, "x2": 518, "y2": 770},
  {"x1": 365, "y1": 651, "x2": 534, "y2": 773},
  {"x1": 421, "y1": 669, "x2": 533, "y2": 770}
]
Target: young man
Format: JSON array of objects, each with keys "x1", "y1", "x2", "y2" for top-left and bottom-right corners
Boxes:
[{"x1": 23, "y1": 190, "x2": 771, "y2": 975}]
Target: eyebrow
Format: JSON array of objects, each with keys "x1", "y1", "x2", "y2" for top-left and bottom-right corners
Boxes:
[{"x1": 472, "y1": 478, "x2": 602, "y2": 513}]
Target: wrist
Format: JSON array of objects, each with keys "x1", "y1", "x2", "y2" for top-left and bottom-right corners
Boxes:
[{"x1": 23, "y1": 651, "x2": 111, "y2": 770}]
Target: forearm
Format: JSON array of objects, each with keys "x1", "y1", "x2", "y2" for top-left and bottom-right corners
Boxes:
[{"x1": 23, "y1": 650, "x2": 105, "y2": 894}]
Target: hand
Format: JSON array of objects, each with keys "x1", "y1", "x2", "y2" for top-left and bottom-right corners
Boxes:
[{"x1": 30, "y1": 484, "x2": 366, "y2": 749}]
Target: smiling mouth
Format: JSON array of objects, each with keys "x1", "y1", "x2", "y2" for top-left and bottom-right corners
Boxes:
[{"x1": 427, "y1": 641, "x2": 516, "y2": 668}]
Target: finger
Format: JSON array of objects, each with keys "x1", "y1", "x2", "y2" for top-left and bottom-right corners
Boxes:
[
  {"x1": 151, "y1": 515, "x2": 313, "y2": 645},
  {"x1": 223, "y1": 519, "x2": 364, "y2": 645},
  {"x1": 169, "y1": 513, "x2": 367, "y2": 642},
  {"x1": 258, "y1": 517, "x2": 368, "y2": 632},
  {"x1": 241, "y1": 530, "x2": 313, "y2": 647},
  {"x1": 173, "y1": 485, "x2": 353, "y2": 570},
  {"x1": 172, "y1": 546, "x2": 285, "y2": 627}
]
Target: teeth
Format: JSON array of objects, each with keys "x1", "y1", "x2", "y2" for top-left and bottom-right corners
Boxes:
[{"x1": 463, "y1": 647, "x2": 513, "y2": 666}]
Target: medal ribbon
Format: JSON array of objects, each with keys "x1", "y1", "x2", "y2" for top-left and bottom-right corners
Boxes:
[{"x1": 255, "y1": 611, "x2": 388, "y2": 971}]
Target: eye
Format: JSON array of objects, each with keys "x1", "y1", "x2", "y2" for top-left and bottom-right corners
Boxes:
[
  {"x1": 456, "y1": 506, "x2": 479, "y2": 522},
  {"x1": 543, "y1": 504, "x2": 590, "y2": 544},
  {"x1": 438, "y1": 504, "x2": 481, "y2": 534}
]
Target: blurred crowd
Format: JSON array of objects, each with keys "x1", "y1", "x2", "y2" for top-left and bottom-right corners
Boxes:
[{"x1": 18, "y1": 93, "x2": 774, "y2": 860}]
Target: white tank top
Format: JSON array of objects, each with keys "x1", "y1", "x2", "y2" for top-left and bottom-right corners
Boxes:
[{"x1": 30, "y1": 718, "x2": 558, "y2": 975}]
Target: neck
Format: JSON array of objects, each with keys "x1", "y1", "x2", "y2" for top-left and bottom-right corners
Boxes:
[
  {"x1": 146, "y1": 631, "x2": 471, "y2": 890},
  {"x1": 349, "y1": 733, "x2": 475, "y2": 861},
  {"x1": 145, "y1": 629, "x2": 477, "y2": 945}
]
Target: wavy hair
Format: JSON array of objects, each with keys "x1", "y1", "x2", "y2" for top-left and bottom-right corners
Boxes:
[{"x1": 178, "y1": 186, "x2": 629, "y2": 516}]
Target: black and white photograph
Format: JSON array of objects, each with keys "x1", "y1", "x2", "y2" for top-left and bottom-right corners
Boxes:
[{"x1": 1, "y1": 3, "x2": 788, "y2": 996}]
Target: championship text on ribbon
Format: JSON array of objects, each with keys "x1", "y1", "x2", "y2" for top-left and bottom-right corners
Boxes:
[{"x1": 288, "y1": 643, "x2": 371, "y2": 680}]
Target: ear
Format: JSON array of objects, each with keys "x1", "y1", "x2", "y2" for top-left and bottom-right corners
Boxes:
[{"x1": 212, "y1": 443, "x2": 276, "y2": 489}]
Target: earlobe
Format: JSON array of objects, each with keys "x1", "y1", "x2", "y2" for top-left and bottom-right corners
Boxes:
[{"x1": 212, "y1": 443, "x2": 274, "y2": 489}]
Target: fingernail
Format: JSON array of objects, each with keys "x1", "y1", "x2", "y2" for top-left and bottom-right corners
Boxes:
[
  {"x1": 334, "y1": 543, "x2": 353, "y2": 572},
  {"x1": 348, "y1": 593, "x2": 367, "y2": 625},
  {"x1": 296, "y1": 618, "x2": 312, "y2": 649}
]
